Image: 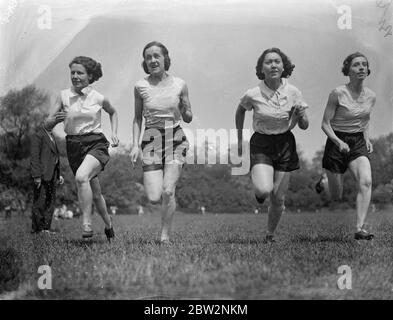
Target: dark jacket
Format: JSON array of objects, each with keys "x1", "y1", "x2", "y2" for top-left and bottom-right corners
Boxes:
[{"x1": 30, "y1": 125, "x2": 60, "y2": 181}]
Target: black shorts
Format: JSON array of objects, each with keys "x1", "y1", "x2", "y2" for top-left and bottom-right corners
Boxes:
[
  {"x1": 141, "y1": 126, "x2": 189, "y2": 172},
  {"x1": 66, "y1": 133, "x2": 110, "y2": 175},
  {"x1": 322, "y1": 131, "x2": 369, "y2": 174},
  {"x1": 250, "y1": 131, "x2": 299, "y2": 172}
]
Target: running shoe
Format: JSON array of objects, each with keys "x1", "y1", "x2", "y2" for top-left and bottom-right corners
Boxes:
[
  {"x1": 104, "y1": 226, "x2": 115, "y2": 241},
  {"x1": 354, "y1": 229, "x2": 374, "y2": 240},
  {"x1": 263, "y1": 234, "x2": 275, "y2": 243},
  {"x1": 82, "y1": 224, "x2": 93, "y2": 239}
]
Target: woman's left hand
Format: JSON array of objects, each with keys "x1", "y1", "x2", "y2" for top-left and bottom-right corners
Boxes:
[
  {"x1": 111, "y1": 134, "x2": 119, "y2": 147},
  {"x1": 366, "y1": 140, "x2": 373, "y2": 153}
]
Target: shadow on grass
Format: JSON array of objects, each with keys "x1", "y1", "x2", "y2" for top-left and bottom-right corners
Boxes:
[
  {"x1": 64, "y1": 238, "x2": 108, "y2": 247},
  {"x1": 292, "y1": 235, "x2": 351, "y2": 243},
  {"x1": 213, "y1": 238, "x2": 260, "y2": 245}
]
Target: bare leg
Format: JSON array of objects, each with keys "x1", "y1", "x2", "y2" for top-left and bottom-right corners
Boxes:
[
  {"x1": 90, "y1": 177, "x2": 111, "y2": 229},
  {"x1": 143, "y1": 169, "x2": 164, "y2": 215},
  {"x1": 251, "y1": 164, "x2": 274, "y2": 203},
  {"x1": 325, "y1": 170, "x2": 344, "y2": 200},
  {"x1": 160, "y1": 164, "x2": 183, "y2": 242},
  {"x1": 75, "y1": 155, "x2": 103, "y2": 229},
  {"x1": 267, "y1": 171, "x2": 290, "y2": 235},
  {"x1": 348, "y1": 156, "x2": 372, "y2": 232}
]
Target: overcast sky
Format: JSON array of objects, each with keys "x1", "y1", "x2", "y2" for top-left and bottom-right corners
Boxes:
[{"x1": 1, "y1": 0, "x2": 392, "y2": 160}]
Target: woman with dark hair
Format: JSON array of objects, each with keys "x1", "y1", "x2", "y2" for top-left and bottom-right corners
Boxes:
[
  {"x1": 321, "y1": 52, "x2": 376, "y2": 240},
  {"x1": 45, "y1": 56, "x2": 119, "y2": 240},
  {"x1": 236, "y1": 47, "x2": 309, "y2": 242},
  {"x1": 130, "y1": 41, "x2": 193, "y2": 244}
]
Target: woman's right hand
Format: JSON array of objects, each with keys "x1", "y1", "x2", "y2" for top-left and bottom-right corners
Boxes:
[
  {"x1": 337, "y1": 140, "x2": 350, "y2": 153},
  {"x1": 130, "y1": 146, "x2": 140, "y2": 167}
]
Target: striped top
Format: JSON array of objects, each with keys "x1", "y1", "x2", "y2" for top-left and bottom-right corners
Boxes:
[
  {"x1": 330, "y1": 85, "x2": 376, "y2": 133},
  {"x1": 135, "y1": 76, "x2": 185, "y2": 129}
]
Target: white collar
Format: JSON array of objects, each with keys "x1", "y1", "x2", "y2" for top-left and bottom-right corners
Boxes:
[
  {"x1": 70, "y1": 85, "x2": 92, "y2": 97},
  {"x1": 259, "y1": 78, "x2": 288, "y2": 98}
]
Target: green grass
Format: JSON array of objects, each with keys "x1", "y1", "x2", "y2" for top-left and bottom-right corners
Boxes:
[{"x1": 0, "y1": 209, "x2": 392, "y2": 299}]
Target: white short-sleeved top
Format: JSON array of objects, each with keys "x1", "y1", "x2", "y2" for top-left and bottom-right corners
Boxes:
[
  {"x1": 135, "y1": 76, "x2": 185, "y2": 129},
  {"x1": 239, "y1": 79, "x2": 308, "y2": 135},
  {"x1": 330, "y1": 85, "x2": 376, "y2": 133},
  {"x1": 60, "y1": 86, "x2": 104, "y2": 135}
]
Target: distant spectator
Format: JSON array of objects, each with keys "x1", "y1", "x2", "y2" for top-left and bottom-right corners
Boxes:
[
  {"x1": 110, "y1": 206, "x2": 118, "y2": 215},
  {"x1": 137, "y1": 205, "x2": 144, "y2": 216},
  {"x1": 30, "y1": 123, "x2": 63, "y2": 234}
]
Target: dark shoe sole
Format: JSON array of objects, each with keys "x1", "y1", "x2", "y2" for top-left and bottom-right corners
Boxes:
[
  {"x1": 354, "y1": 233, "x2": 374, "y2": 240},
  {"x1": 82, "y1": 232, "x2": 94, "y2": 239},
  {"x1": 104, "y1": 227, "x2": 115, "y2": 241}
]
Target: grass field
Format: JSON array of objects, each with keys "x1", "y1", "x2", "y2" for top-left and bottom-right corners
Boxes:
[{"x1": 0, "y1": 209, "x2": 392, "y2": 300}]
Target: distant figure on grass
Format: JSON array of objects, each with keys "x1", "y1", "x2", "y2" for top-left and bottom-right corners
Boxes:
[
  {"x1": 130, "y1": 41, "x2": 193, "y2": 244},
  {"x1": 30, "y1": 123, "x2": 64, "y2": 234},
  {"x1": 200, "y1": 206, "x2": 206, "y2": 215},
  {"x1": 110, "y1": 205, "x2": 118, "y2": 215},
  {"x1": 321, "y1": 52, "x2": 376, "y2": 240},
  {"x1": 45, "y1": 56, "x2": 119, "y2": 241},
  {"x1": 137, "y1": 205, "x2": 144, "y2": 216},
  {"x1": 236, "y1": 47, "x2": 309, "y2": 243}
]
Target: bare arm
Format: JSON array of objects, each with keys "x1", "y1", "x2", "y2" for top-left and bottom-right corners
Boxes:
[
  {"x1": 102, "y1": 98, "x2": 119, "y2": 147},
  {"x1": 133, "y1": 87, "x2": 143, "y2": 147},
  {"x1": 321, "y1": 90, "x2": 350, "y2": 153},
  {"x1": 363, "y1": 96, "x2": 376, "y2": 153},
  {"x1": 321, "y1": 91, "x2": 341, "y2": 146},
  {"x1": 130, "y1": 87, "x2": 143, "y2": 164},
  {"x1": 44, "y1": 95, "x2": 67, "y2": 130},
  {"x1": 235, "y1": 104, "x2": 247, "y2": 155},
  {"x1": 179, "y1": 82, "x2": 193, "y2": 123},
  {"x1": 296, "y1": 106, "x2": 309, "y2": 130}
]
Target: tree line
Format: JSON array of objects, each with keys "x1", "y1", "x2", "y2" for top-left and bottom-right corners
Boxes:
[{"x1": 1, "y1": 85, "x2": 392, "y2": 215}]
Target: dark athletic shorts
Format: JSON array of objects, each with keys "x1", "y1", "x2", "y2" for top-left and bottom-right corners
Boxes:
[
  {"x1": 322, "y1": 131, "x2": 369, "y2": 174},
  {"x1": 141, "y1": 126, "x2": 189, "y2": 172},
  {"x1": 66, "y1": 132, "x2": 110, "y2": 175},
  {"x1": 250, "y1": 130, "x2": 299, "y2": 172}
]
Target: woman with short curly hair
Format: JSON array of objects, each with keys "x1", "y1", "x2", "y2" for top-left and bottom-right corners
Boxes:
[
  {"x1": 45, "y1": 56, "x2": 119, "y2": 241},
  {"x1": 236, "y1": 47, "x2": 309, "y2": 242},
  {"x1": 130, "y1": 41, "x2": 193, "y2": 244},
  {"x1": 321, "y1": 52, "x2": 376, "y2": 240}
]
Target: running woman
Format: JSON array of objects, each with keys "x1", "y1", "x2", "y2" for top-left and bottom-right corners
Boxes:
[
  {"x1": 130, "y1": 41, "x2": 192, "y2": 244},
  {"x1": 45, "y1": 56, "x2": 118, "y2": 241},
  {"x1": 321, "y1": 52, "x2": 376, "y2": 240},
  {"x1": 236, "y1": 47, "x2": 309, "y2": 242}
]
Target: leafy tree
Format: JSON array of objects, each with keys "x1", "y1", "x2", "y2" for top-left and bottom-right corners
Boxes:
[{"x1": 0, "y1": 85, "x2": 50, "y2": 160}]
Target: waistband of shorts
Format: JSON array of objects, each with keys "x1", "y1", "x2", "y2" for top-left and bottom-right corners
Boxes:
[
  {"x1": 66, "y1": 132, "x2": 105, "y2": 140},
  {"x1": 144, "y1": 125, "x2": 182, "y2": 133},
  {"x1": 333, "y1": 131, "x2": 364, "y2": 138},
  {"x1": 253, "y1": 130, "x2": 292, "y2": 137}
]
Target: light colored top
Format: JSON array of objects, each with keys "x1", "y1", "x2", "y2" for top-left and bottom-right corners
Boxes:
[
  {"x1": 135, "y1": 76, "x2": 184, "y2": 129},
  {"x1": 330, "y1": 85, "x2": 376, "y2": 133},
  {"x1": 240, "y1": 79, "x2": 308, "y2": 135},
  {"x1": 60, "y1": 86, "x2": 104, "y2": 135}
]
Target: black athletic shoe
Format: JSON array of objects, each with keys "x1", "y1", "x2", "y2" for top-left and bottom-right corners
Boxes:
[
  {"x1": 104, "y1": 226, "x2": 115, "y2": 241},
  {"x1": 263, "y1": 234, "x2": 275, "y2": 243},
  {"x1": 255, "y1": 195, "x2": 266, "y2": 204},
  {"x1": 82, "y1": 225, "x2": 94, "y2": 239},
  {"x1": 315, "y1": 177, "x2": 324, "y2": 194},
  {"x1": 354, "y1": 230, "x2": 374, "y2": 240}
]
